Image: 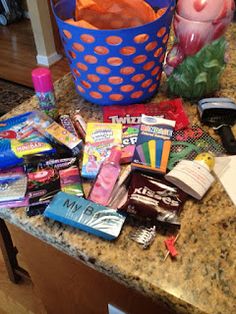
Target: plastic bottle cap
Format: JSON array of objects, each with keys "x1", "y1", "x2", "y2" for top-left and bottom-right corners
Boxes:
[
  {"x1": 194, "y1": 152, "x2": 215, "y2": 171},
  {"x1": 32, "y1": 68, "x2": 54, "y2": 93},
  {"x1": 107, "y1": 147, "x2": 122, "y2": 164}
]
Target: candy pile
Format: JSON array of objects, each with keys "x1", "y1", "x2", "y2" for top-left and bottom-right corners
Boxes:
[{"x1": 1, "y1": 68, "x2": 232, "y2": 261}]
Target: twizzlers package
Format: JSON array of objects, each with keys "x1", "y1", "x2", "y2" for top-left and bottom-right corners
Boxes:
[
  {"x1": 103, "y1": 99, "x2": 189, "y2": 131},
  {"x1": 120, "y1": 171, "x2": 187, "y2": 225}
]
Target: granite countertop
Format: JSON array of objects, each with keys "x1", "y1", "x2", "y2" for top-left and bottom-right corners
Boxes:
[{"x1": 1, "y1": 24, "x2": 236, "y2": 314}]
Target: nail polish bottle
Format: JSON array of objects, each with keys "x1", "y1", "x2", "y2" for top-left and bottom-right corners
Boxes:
[{"x1": 88, "y1": 147, "x2": 122, "y2": 206}]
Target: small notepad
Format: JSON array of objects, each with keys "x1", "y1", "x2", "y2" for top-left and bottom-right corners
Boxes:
[{"x1": 214, "y1": 156, "x2": 236, "y2": 206}]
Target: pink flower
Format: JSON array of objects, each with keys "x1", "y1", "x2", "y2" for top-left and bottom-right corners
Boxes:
[
  {"x1": 174, "y1": 13, "x2": 210, "y2": 56},
  {"x1": 178, "y1": 31, "x2": 205, "y2": 56},
  {"x1": 212, "y1": 23, "x2": 227, "y2": 41}
]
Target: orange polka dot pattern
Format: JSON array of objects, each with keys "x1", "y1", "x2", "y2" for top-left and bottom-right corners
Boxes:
[{"x1": 56, "y1": 0, "x2": 174, "y2": 105}]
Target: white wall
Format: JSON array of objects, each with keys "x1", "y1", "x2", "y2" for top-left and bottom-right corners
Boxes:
[{"x1": 27, "y1": 0, "x2": 61, "y2": 66}]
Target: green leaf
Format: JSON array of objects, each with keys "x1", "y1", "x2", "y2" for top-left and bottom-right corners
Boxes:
[
  {"x1": 167, "y1": 36, "x2": 227, "y2": 99},
  {"x1": 194, "y1": 72, "x2": 207, "y2": 85},
  {"x1": 193, "y1": 82, "x2": 205, "y2": 98},
  {"x1": 203, "y1": 59, "x2": 220, "y2": 68}
]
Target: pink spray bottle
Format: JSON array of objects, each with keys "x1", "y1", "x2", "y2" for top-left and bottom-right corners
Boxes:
[{"x1": 88, "y1": 146, "x2": 122, "y2": 206}]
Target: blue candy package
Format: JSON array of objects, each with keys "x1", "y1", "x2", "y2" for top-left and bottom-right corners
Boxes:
[
  {"x1": 0, "y1": 112, "x2": 55, "y2": 169},
  {"x1": 44, "y1": 192, "x2": 126, "y2": 240}
]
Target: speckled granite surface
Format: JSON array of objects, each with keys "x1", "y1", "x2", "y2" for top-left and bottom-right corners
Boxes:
[{"x1": 0, "y1": 25, "x2": 236, "y2": 314}]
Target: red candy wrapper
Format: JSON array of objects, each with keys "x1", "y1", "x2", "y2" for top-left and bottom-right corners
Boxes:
[{"x1": 103, "y1": 99, "x2": 189, "y2": 131}]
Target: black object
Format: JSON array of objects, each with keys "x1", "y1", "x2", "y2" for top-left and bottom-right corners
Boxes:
[
  {"x1": 0, "y1": 0, "x2": 23, "y2": 26},
  {"x1": 198, "y1": 98, "x2": 236, "y2": 154}
]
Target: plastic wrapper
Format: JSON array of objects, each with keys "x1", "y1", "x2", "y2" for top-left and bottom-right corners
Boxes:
[
  {"x1": 71, "y1": 111, "x2": 87, "y2": 140},
  {"x1": 0, "y1": 112, "x2": 55, "y2": 169},
  {"x1": 168, "y1": 125, "x2": 225, "y2": 170},
  {"x1": 0, "y1": 197, "x2": 29, "y2": 209},
  {"x1": 103, "y1": 99, "x2": 189, "y2": 131},
  {"x1": 108, "y1": 165, "x2": 131, "y2": 209},
  {"x1": 28, "y1": 111, "x2": 83, "y2": 157},
  {"x1": 59, "y1": 114, "x2": 78, "y2": 138},
  {"x1": 0, "y1": 166, "x2": 27, "y2": 202},
  {"x1": 121, "y1": 126, "x2": 139, "y2": 164},
  {"x1": 120, "y1": 171, "x2": 187, "y2": 225}
]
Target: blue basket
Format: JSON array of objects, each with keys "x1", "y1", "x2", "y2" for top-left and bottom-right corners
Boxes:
[{"x1": 52, "y1": 0, "x2": 175, "y2": 106}]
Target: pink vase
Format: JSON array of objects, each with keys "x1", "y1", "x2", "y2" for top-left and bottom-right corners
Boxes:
[
  {"x1": 165, "y1": 0, "x2": 235, "y2": 99},
  {"x1": 167, "y1": 0, "x2": 235, "y2": 68}
]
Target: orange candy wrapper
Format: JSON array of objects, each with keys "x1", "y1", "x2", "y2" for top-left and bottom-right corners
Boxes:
[{"x1": 66, "y1": 0, "x2": 157, "y2": 30}]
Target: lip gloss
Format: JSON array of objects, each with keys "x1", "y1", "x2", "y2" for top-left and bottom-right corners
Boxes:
[{"x1": 88, "y1": 147, "x2": 122, "y2": 206}]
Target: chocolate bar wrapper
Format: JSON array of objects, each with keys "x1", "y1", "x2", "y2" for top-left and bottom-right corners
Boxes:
[
  {"x1": 120, "y1": 171, "x2": 187, "y2": 225},
  {"x1": 108, "y1": 165, "x2": 131, "y2": 209}
]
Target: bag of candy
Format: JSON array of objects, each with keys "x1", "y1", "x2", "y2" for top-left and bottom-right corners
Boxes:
[
  {"x1": 120, "y1": 171, "x2": 187, "y2": 225},
  {"x1": 0, "y1": 112, "x2": 55, "y2": 169}
]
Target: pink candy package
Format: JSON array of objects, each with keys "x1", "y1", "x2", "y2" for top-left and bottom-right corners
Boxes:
[{"x1": 121, "y1": 125, "x2": 140, "y2": 164}]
